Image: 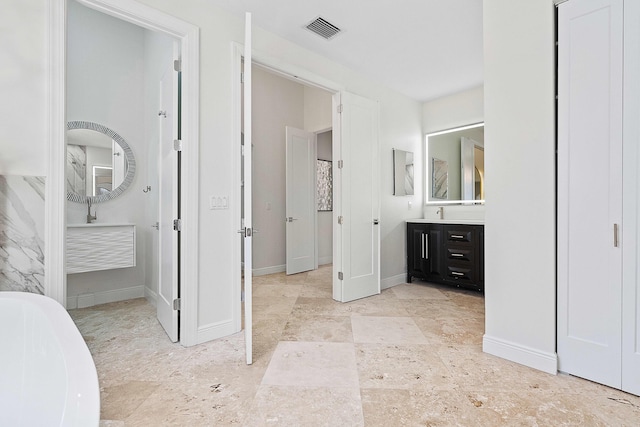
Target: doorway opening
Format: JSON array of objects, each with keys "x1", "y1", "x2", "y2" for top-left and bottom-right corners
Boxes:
[{"x1": 48, "y1": 0, "x2": 200, "y2": 346}]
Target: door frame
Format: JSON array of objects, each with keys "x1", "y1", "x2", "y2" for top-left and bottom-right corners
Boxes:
[
  {"x1": 46, "y1": 0, "x2": 200, "y2": 346},
  {"x1": 231, "y1": 44, "x2": 344, "y2": 326}
]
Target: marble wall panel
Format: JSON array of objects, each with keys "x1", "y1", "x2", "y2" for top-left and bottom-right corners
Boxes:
[{"x1": 0, "y1": 175, "x2": 45, "y2": 294}]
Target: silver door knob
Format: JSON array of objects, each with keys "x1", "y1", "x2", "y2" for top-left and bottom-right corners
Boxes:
[{"x1": 152, "y1": 222, "x2": 159, "y2": 230}]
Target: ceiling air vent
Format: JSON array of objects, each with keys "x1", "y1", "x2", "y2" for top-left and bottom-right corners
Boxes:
[{"x1": 305, "y1": 16, "x2": 341, "y2": 40}]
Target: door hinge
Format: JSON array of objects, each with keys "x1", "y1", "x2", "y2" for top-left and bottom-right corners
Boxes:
[
  {"x1": 241, "y1": 72, "x2": 244, "y2": 84},
  {"x1": 174, "y1": 59, "x2": 182, "y2": 72},
  {"x1": 338, "y1": 272, "x2": 343, "y2": 280},
  {"x1": 173, "y1": 218, "x2": 182, "y2": 231},
  {"x1": 338, "y1": 216, "x2": 344, "y2": 225},
  {"x1": 337, "y1": 160, "x2": 343, "y2": 169},
  {"x1": 174, "y1": 139, "x2": 182, "y2": 151},
  {"x1": 241, "y1": 290, "x2": 245, "y2": 302},
  {"x1": 337, "y1": 104, "x2": 343, "y2": 113},
  {"x1": 173, "y1": 298, "x2": 181, "y2": 310}
]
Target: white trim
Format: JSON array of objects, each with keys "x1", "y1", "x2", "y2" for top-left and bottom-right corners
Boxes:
[
  {"x1": 48, "y1": 0, "x2": 200, "y2": 346},
  {"x1": 483, "y1": 334, "x2": 558, "y2": 375},
  {"x1": 46, "y1": 0, "x2": 67, "y2": 307},
  {"x1": 144, "y1": 286, "x2": 158, "y2": 307},
  {"x1": 381, "y1": 273, "x2": 407, "y2": 290},
  {"x1": 253, "y1": 265, "x2": 286, "y2": 277},
  {"x1": 66, "y1": 285, "x2": 145, "y2": 309}
]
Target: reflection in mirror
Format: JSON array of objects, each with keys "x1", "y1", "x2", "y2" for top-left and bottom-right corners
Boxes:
[
  {"x1": 393, "y1": 149, "x2": 415, "y2": 196},
  {"x1": 426, "y1": 123, "x2": 484, "y2": 203},
  {"x1": 66, "y1": 121, "x2": 136, "y2": 204}
]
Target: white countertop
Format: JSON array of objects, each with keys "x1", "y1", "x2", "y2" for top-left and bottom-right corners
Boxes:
[
  {"x1": 67, "y1": 223, "x2": 135, "y2": 228},
  {"x1": 406, "y1": 219, "x2": 484, "y2": 225}
]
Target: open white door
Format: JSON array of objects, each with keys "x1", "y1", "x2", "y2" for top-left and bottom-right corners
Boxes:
[
  {"x1": 242, "y1": 13, "x2": 253, "y2": 365},
  {"x1": 285, "y1": 126, "x2": 316, "y2": 275},
  {"x1": 557, "y1": 0, "x2": 623, "y2": 389},
  {"x1": 157, "y1": 61, "x2": 179, "y2": 342},
  {"x1": 334, "y1": 92, "x2": 380, "y2": 302}
]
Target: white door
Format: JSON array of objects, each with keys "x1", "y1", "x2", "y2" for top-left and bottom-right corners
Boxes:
[
  {"x1": 242, "y1": 13, "x2": 253, "y2": 365},
  {"x1": 285, "y1": 126, "x2": 316, "y2": 275},
  {"x1": 334, "y1": 92, "x2": 380, "y2": 302},
  {"x1": 157, "y1": 61, "x2": 180, "y2": 342},
  {"x1": 558, "y1": 0, "x2": 623, "y2": 388},
  {"x1": 622, "y1": 0, "x2": 640, "y2": 396}
]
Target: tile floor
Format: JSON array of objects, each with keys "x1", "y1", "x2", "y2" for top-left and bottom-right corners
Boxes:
[{"x1": 69, "y1": 265, "x2": 640, "y2": 426}]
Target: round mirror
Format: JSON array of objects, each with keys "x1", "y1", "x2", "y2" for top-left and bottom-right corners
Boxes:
[{"x1": 66, "y1": 121, "x2": 136, "y2": 204}]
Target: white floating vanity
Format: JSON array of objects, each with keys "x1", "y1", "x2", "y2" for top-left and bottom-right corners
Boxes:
[{"x1": 67, "y1": 224, "x2": 136, "y2": 274}]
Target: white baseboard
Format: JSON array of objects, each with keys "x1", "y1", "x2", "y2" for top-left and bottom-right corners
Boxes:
[
  {"x1": 381, "y1": 273, "x2": 408, "y2": 290},
  {"x1": 253, "y1": 264, "x2": 286, "y2": 276},
  {"x1": 67, "y1": 285, "x2": 145, "y2": 309},
  {"x1": 318, "y1": 256, "x2": 333, "y2": 266},
  {"x1": 195, "y1": 319, "x2": 240, "y2": 345},
  {"x1": 483, "y1": 334, "x2": 558, "y2": 375},
  {"x1": 144, "y1": 286, "x2": 158, "y2": 307}
]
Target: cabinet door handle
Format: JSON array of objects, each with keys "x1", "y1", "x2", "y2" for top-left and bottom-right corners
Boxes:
[
  {"x1": 421, "y1": 234, "x2": 425, "y2": 259},
  {"x1": 425, "y1": 234, "x2": 429, "y2": 259}
]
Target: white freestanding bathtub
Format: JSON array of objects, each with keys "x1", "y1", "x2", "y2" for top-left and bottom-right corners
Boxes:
[{"x1": 0, "y1": 292, "x2": 100, "y2": 426}]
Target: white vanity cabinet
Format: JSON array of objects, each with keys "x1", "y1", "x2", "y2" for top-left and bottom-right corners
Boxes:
[{"x1": 67, "y1": 224, "x2": 136, "y2": 274}]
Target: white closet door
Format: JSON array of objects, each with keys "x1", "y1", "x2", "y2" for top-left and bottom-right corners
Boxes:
[
  {"x1": 558, "y1": 0, "x2": 623, "y2": 388},
  {"x1": 622, "y1": 0, "x2": 640, "y2": 396}
]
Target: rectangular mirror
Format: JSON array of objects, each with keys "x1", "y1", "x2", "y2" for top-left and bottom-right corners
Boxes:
[
  {"x1": 426, "y1": 123, "x2": 484, "y2": 203},
  {"x1": 393, "y1": 149, "x2": 414, "y2": 196}
]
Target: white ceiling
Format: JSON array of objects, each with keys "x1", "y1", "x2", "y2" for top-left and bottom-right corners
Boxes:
[{"x1": 207, "y1": 0, "x2": 484, "y2": 102}]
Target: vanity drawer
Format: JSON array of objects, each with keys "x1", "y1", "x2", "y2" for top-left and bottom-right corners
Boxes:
[
  {"x1": 445, "y1": 247, "x2": 475, "y2": 264},
  {"x1": 444, "y1": 265, "x2": 478, "y2": 287},
  {"x1": 446, "y1": 227, "x2": 475, "y2": 245}
]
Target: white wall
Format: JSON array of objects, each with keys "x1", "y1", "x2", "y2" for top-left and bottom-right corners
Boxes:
[
  {"x1": 422, "y1": 86, "x2": 485, "y2": 222},
  {"x1": 0, "y1": 0, "x2": 47, "y2": 175},
  {"x1": 8, "y1": 0, "x2": 423, "y2": 342},
  {"x1": 483, "y1": 0, "x2": 557, "y2": 373},
  {"x1": 304, "y1": 86, "x2": 332, "y2": 132},
  {"x1": 252, "y1": 65, "x2": 304, "y2": 273}
]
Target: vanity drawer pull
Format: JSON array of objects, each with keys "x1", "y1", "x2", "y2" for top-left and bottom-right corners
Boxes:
[
  {"x1": 451, "y1": 234, "x2": 465, "y2": 239},
  {"x1": 451, "y1": 271, "x2": 465, "y2": 276},
  {"x1": 451, "y1": 253, "x2": 464, "y2": 258}
]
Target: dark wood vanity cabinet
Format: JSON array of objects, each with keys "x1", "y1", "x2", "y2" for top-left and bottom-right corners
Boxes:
[{"x1": 407, "y1": 222, "x2": 484, "y2": 292}]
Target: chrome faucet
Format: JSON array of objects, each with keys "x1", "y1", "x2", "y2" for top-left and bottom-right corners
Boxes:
[
  {"x1": 436, "y1": 206, "x2": 444, "y2": 220},
  {"x1": 87, "y1": 199, "x2": 97, "y2": 224}
]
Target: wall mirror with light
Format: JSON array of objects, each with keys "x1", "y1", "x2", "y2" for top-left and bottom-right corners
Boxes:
[
  {"x1": 393, "y1": 149, "x2": 415, "y2": 196},
  {"x1": 425, "y1": 122, "x2": 484, "y2": 203},
  {"x1": 66, "y1": 121, "x2": 136, "y2": 204}
]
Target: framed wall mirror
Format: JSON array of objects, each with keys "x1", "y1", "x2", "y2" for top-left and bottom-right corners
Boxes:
[
  {"x1": 393, "y1": 149, "x2": 415, "y2": 196},
  {"x1": 66, "y1": 121, "x2": 136, "y2": 204},
  {"x1": 425, "y1": 122, "x2": 484, "y2": 203}
]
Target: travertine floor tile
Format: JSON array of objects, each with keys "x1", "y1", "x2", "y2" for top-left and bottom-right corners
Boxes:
[
  {"x1": 262, "y1": 341, "x2": 359, "y2": 388},
  {"x1": 351, "y1": 316, "x2": 428, "y2": 344},
  {"x1": 281, "y1": 313, "x2": 353, "y2": 342},
  {"x1": 355, "y1": 343, "x2": 455, "y2": 391},
  {"x1": 391, "y1": 282, "x2": 449, "y2": 300},
  {"x1": 245, "y1": 385, "x2": 364, "y2": 426}
]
